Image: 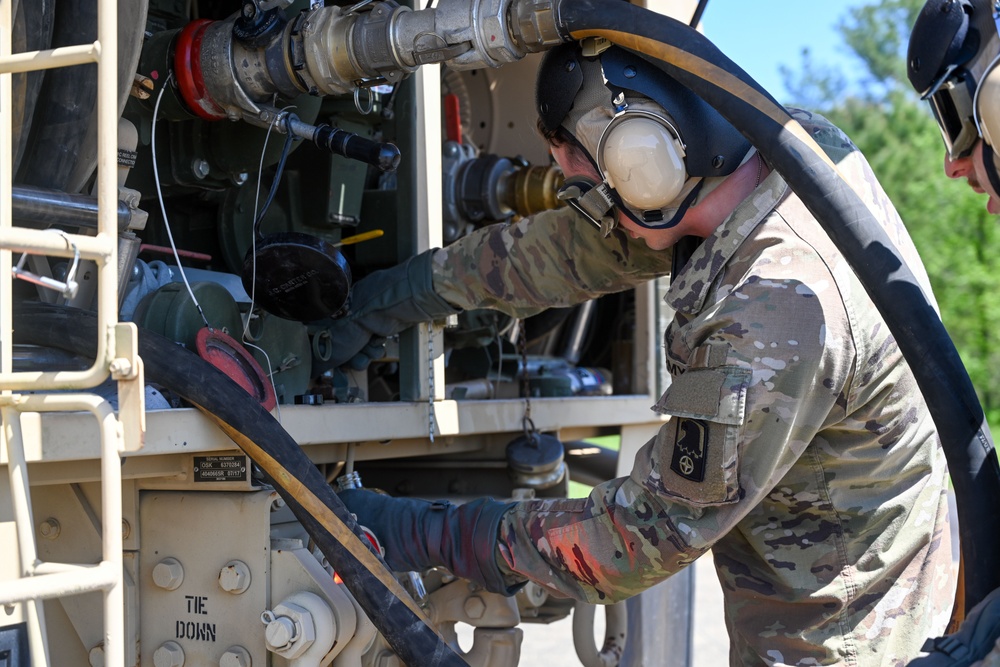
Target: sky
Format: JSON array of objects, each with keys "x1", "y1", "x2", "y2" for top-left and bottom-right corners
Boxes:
[{"x1": 699, "y1": 0, "x2": 864, "y2": 103}]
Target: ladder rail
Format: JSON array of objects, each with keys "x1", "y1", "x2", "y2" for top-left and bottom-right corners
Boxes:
[{"x1": 0, "y1": 0, "x2": 138, "y2": 666}]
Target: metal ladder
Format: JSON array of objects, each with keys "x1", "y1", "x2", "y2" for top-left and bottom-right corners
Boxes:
[{"x1": 0, "y1": 2, "x2": 144, "y2": 666}]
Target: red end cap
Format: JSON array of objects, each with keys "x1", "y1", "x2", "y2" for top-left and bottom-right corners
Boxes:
[
  {"x1": 195, "y1": 327, "x2": 277, "y2": 412},
  {"x1": 174, "y1": 19, "x2": 227, "y2": 121}
]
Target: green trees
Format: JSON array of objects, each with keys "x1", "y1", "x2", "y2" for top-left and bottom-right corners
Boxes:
[{"x1": 778, "y1": 0, "x2": 1000, "y2": 423}]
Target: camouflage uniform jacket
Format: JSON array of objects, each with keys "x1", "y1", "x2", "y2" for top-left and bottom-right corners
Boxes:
[
  {"x1": 431, "y1": 205, "x2": 672, "y2": 317},
  {"x1": 443, "y1": 111, "x2": 955, "y2": 667}
]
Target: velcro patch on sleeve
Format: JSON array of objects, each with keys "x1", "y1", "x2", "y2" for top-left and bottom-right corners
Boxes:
[{"x1": 651, "y1": 366, "x2": 750, "y2": 506}]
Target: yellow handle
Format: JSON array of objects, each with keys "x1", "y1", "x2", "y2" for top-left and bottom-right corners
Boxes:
[{"x1": 334, "y1": 229, "x2": 384, "y2": 247}]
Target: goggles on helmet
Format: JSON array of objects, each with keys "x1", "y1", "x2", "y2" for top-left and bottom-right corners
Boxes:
[{"x1": 926, "y1": 69, "x2": 980, "y2": 159}]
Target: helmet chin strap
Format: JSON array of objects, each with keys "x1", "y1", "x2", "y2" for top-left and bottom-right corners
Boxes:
[
  {"x1": 982, "y1": 142, "x2": 1000, "y2": 200},
  {"x1": 622, "y1": 179, "x2": 705, "y2": 230}
]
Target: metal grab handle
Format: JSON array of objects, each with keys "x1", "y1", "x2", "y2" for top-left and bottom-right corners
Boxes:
[
  {"x1": 572, "y1": 600, "x2": 628, "y2": 667},
  {"x1": 11, "y1": 230, "x2": 80, "y2": 299}
]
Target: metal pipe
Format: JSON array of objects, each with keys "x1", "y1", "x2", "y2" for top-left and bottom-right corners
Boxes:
[
  {"x1": 11, "y1": 185, "x2": 131, "y2": 230},
  {"x1": 561, "y1": 299, "x2": 596, "y2": 365}
]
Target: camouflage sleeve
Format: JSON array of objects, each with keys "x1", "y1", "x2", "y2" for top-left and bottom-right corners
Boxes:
[
  {"x1": 494, "y1": 255, "x2": 849, "y2": 604},
  {"x1": 430, "y1": 207, "x2": 672, "y2": 318}
]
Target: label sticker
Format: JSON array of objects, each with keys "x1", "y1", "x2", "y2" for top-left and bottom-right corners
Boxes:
[{"x1": 193, "y1": 456, "x2": 248, "y2": 483}]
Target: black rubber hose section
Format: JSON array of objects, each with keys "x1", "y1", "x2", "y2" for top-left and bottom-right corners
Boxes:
[
  {"x1": 17, "y1": 0, "x2": 96, "y2": 190},
  {"x1": 553, "y1": 0, "x2": 1000, "y2": 613},
  {"x1": 13, "y1": 302, "x2": 469, "y2": 667},
  {"x1": 11, "y1": 0, "x2": 55, "y2": 176}
]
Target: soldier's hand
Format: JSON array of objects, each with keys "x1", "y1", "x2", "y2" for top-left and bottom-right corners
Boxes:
[{"x1": 312, "y1": 249, "x2": 459, "y2": 374}]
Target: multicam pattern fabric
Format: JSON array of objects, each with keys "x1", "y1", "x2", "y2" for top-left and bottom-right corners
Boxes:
[
  {"x1": 480, "y1": 111, "x2": 954, "y2": 666},
  {"x1": 431, "y1": 205, "x2": 672, "y2": 318}
]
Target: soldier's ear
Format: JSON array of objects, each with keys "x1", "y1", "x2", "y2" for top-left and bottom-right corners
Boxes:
[{"x1": 977, "y1": 60, "x2": 1000, "y2": 150}]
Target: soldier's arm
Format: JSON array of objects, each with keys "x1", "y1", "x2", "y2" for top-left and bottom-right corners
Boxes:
[
  {"x1": 430, "y1": 207, "x2": 672, "y2": 318},
  {"x1": 492, "y1": 266, "x2": 848, "y2": 603}
]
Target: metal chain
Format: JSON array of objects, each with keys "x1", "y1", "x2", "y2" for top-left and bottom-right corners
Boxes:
[
  {"x1": 427, "y1": 322, "x2": 436, "y2": 443},
  {"x1": 518, "y1": 320, "x2": 537, "y2": 443}
]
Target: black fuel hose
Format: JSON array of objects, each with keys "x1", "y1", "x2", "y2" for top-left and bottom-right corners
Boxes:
[
  {"x1": 13, "y1": 302, "x2": 468, "y2": 667},
  {"x1": 17, "y1": 0, "x2": 96, "y2": 190},
  {"x1": 552, "y1": 0, "x2": 1000, "y2": 613}
]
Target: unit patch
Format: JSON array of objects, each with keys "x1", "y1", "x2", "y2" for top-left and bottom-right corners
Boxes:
[{"x1": 670, "y1": 417, "x2": 708, "y2": 482}]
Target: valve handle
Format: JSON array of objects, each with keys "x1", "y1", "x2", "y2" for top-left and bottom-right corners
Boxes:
[{"x1": 311, "y1": 124, "x2": 401, "y2": 172}]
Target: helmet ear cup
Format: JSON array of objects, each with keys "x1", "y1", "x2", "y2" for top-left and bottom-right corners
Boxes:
[
  {"x1": 596, "y1": 110, "x2": 687, "y2": 212},
  {"x1": 976, "y1": 59, "x2": 1000, "y2": 149}
]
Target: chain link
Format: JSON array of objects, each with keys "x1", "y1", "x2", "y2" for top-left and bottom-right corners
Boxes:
[
  {"x1": 427, "y1": 322, "x2": 436, "y2": 443},
  {"x1": 517, "y1": 320, "x2": 537, "y2": 443}
]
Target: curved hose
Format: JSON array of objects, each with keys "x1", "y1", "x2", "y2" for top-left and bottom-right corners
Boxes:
[
  {"x1": 13, "y1": 303, "x2": 468, "y2": 667},
  {"x1": 17, "y1": 0, "x2": 96, "y2": 190},
  {"x1": 11, "y1": 0, "x2": 55, "y2": 176},
  {"x1": 552, "y1": 0, "x2": 1000, "y2": 614}
]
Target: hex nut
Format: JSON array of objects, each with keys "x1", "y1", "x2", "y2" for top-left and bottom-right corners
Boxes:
[
  {"x1": 38, "y1": 518, "x2": 60, "y2": 540},
  {"x1": 464, "y1": 595, "x2": 486, "y2": 620},
  {"x1": 264, "y1": 600, "x2": 316, "y2": 659},
  {"x1": 152, "y1": 641, "x2": 185, "y2": 667},
  {"x1": 219, "y1": 646, "x2": 251, "y2": 667},
  {"x1": 218, "y1": 560, "x2": 251, "y2": 594},
  {"x1": 152, "y1": 558, "x2": 184, "y2": 591}
]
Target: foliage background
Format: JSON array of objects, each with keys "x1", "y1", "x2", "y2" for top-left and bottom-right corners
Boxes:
[{"x1": 783, "y1": 0, "x2": 1000, "y2": 428}]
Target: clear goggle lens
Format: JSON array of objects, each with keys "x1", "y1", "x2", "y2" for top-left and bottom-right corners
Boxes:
[{"x1": 928, "y1": 74, "x2": 979, "y2": 159}]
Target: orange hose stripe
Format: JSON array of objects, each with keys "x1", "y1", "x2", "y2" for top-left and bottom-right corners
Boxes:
[{"x1": 202, "y1": 410, "x2": 429, "y2": 621}]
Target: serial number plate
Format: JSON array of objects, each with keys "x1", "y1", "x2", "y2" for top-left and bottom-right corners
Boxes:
[{"x1": 193, "y1": 456, "x2": 248, "y2": 482}]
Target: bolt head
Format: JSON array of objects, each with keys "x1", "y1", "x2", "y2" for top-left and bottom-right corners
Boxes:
[
  {"x1": 38, "y1": 518, "x2": 60, "y2": 540},
  {"x1": 153, "y1": 641, "x2": 185, "y2": 667},
  {"x1": 192, "y1": 159, "x2": 211, "y2": 180},
  {"x1": 464, "y1": 595, "x2": 486, "y2": 620},
  {"x1": 152, "y1": 558, "x2": 184, "y2": 591},
  {"x1": 88, "y1": 644, "x2": 105, "y2": 667},
  {"x1": 218, "y1": 560, "x2": 251, "y2": 594},
  {"x1": 219, "y1": 646, "x2": 251, "y2": 667}
]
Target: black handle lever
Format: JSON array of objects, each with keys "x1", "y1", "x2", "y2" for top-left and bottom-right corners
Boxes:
[{"x1": 311, "y1": 124, "x2": 401, "y2": 172}]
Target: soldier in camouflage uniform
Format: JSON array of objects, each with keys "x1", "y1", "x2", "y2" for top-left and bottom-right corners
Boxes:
[
  {"x1": 900, "y1": 2, "x2": 1000, "y2": 666},
  {"x1": 335, "y1": 40, "x2": 956, "y2": 666},
  {"x1": 908, "y1": 0, "x2": 1000, "y2": 216}
]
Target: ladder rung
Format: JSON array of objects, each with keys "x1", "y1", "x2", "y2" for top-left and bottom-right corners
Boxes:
[
  {"x1": 0, "y1": 43, "x2": 100, "y2": 75},
  {"x1": 0, "y1": 562, "x2": 118, "y2": 606}
]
